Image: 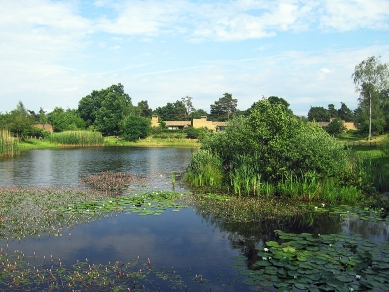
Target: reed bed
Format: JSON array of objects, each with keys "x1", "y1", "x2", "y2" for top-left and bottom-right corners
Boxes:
[
  {"x1": 0, "y1": 130, "x2": 19, "y2": 157},
  {"x1": 50, "y1": 130, "x2": 104, "y2": 147}
]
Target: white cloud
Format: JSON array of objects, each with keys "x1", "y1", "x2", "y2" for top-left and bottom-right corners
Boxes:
[{"x1": 320, "y1": 0, "x2": 389, "y2": 31}]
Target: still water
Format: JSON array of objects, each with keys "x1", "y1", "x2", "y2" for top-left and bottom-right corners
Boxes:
[{"x1": 0, "y1": 147, "x2": 388, "y2": 291}]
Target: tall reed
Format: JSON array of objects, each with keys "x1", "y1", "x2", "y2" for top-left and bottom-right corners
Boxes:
[
  {"x1": 50, "y1": 131, "x2": 104, "y2": 147},
  {"x1": 0, "y1": 130, "x2": 19, "y2": 157}
]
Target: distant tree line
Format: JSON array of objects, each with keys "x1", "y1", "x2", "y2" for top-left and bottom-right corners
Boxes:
[{"x1": 1, "y1": 56, "x2": 388, "y2": 140}]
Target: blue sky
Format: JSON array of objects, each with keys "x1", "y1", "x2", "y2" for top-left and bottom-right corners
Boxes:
[{"x1": 1, "y1": 0, "x2": 389, "y2": 117}]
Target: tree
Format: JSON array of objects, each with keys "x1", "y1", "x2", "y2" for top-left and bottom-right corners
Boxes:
[
  {"x1": 328, "y1": 104, "x2": 338, "y2": 119},
  {"x1": 153, "y1": 100, "x2": 186, "y2": 121},
  {"x1": 307, "y1": 106, "x2": 330, "y2": 122},
  {"x1": 137, "y1": 100, "x2": 153, "y2": 118},
  {"x1": 47, "y1": 107, "x2": 86, "y2": 132},
  {"x1": 119, "y1": 115, "x2": 151, "y2": 141},
  {"x1": 78, "y1": 83, "x2": 132, "y2": 134},
  {"x1": 325, "y1": 118, "x2": 346, "y2": 135},
  {"x1": 191, "y1": 109, "x2": 208, "y2": 119},
  {"x1": 210, "y1": 93, "x2": 237, "y2": 121},
  {"x1": 181, "y1": 96, "x2": 196, "y2": 120},
  {"x1": 2, "y1": 101, "x2": 38, "y2": 138},
  {"x1": 337, "y1": 102, "x2": 354, "y2": 122},
  {"x1": 352, "y1": 56, "x2": 389, "y2": 140}
]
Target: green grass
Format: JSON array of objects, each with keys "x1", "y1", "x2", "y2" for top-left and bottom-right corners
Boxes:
[
  {"x1": 103, "y1": 135, "x2": 200, "y2": 148},
  {"x1": 19, "y1": 139, "x2": 58, "y2": 150}
]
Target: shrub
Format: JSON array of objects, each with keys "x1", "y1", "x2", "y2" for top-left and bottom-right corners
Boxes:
[{"x1": 187, "y1": 99, "x2": 352, "y2": 199}]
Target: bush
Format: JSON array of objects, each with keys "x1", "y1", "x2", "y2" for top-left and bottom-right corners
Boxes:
[
  {"x1": 378, "y1": 135, "x2": 389, "y2": 156},
  {"x1": 187, "y1": 99, "x2": 352, "y2": 198},
  {"x1": 119, "y1": 116, "x2": 151, "y2": 141}
]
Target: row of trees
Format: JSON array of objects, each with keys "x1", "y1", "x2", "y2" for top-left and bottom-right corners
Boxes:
[{"x1": 1, "y1": 56, "x2": 388, "y2": 140}]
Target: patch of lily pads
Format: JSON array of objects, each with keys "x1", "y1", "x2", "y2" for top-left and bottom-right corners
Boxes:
[
  {"x1": 55, "y1": 191, "x2": 188, "y2": 216},
  {"x1": 232, "y1": 230, "x2": 389, "y2": 291}
]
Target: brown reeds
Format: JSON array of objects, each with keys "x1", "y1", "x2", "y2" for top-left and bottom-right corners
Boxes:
[{"x1": 0, "y1": 130, "x2": 19, "y2": 157}]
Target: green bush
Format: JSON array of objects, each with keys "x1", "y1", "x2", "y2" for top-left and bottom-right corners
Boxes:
[{"x1": 187, "y1": 99, "x2": 354, "y2": 200}]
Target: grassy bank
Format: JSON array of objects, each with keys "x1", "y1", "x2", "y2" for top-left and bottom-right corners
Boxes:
[{"x1": 103, "y1": 135, "x2": 200, "y2": 147}]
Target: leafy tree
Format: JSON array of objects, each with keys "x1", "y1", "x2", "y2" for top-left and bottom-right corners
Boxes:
[
  {"x1": 191, "y1": 109, "x2": 208, "y2": 119},
  {"x1": 307, "y1": 106, "x2": 330, "y2": 122},
  {"x1": 210, "y1": 93, "x2": 237, "y2": 121},
  {"x1": 352, "y1": 56, "x2": 389, "y2": 140},
  {"x1": 248, "y1": 96, "x2": 293, "y2": 116},
  {"x1": 78, "y1": 83, "x2": 132, "y2": 132},
  {"x1": 38, "y1": 107, "x2": 48, "y2": 125},
  {"x1": 181, "y1": 96, "x2": 196, "y2": 120},
  {"x1": 119, "y1": 116, "x2": 151, "y2": 141},
  {"x1": 153, "y1": 100, "x2": 187, "y2": 121},
  {"x1": 325, "y1": 118, "x2": 346, "y2": 135},
  {"x1": 137, "y1": 100, "x2": 153, "y2": 118},
  {"x1": 328, "y1": 104, "x2": 338, "y2": 119},
  {"x1": 337, "y1": 102, "x2": 354, "y2": 122},
  {"x1": 1, "y1": 101, "x2": 39, "y2": 138},
  {"x1": 47, "y1": 107, "x2": 86, "y2": 132},
  {"x1": 94, "y1": 92, "x2": 130, "y2": 136}
]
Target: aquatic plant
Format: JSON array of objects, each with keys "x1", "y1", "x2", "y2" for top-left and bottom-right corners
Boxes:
[
  {"x1": 188, "y1": 193, "x2": 311, "y2": 223},
  {"x1": 0, "y1": 130, "x2": 19, "y2": 157},
  {"x1": 0, "y1": 186, "x2": 112, "y2": 239},
  {"x1": 233, "y1": 230, "x2": 389, "y2": 291},
  {"x1": 0, "y1": 247, "x2": 206, "y2": 291},
  {"x1": 50, "y1": 130, "x2": 104, "y2": 146}
]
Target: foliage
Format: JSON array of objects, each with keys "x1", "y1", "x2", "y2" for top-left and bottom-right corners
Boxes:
[
  {"x1": 378, "y1": 135, "x2": 389, "y2": 156},
  {"x1": 187, "y1": 99, "x2": 352, "y2": 199},
  {"x1": 338, "y1": 102, "x2": 354, "y2": 122},
  {"x1": 185, "y1": 149, "x2": 223, "y2": 188},
  {"x1": 119, "y1": 115, "x2": 151, "y2": 141},
  {"x1": 210, "y1": 92, "x2": 237, "y2": 121},
  {"x1": 184, "y1": 126, "x2": 211, "y2": 139},
  {"x1": 325, "y1": 118, "x2": 346, "y2": 135},
  {"x1": 153, "y1": 100, "x2": 187, "y2": 121},
  {"x1": 352, "y1": 56, "x2": 389, "y2": 140},
  {"x1": 78, "y1": 83, "x2": 132, "y2": 135},
  {"x1": 47, "y1": 107, "x2": 86, "y2": 132},
  {"x1": 307, "y1": 106, "x2": 330, "y2": 122},
  {"x1": 50, "y1": 131, "x2": 104, "y2": 146},
  {"x1": 235, "y1": 230, "x2": 389, "y2": 291},
  {"x1": 0, "y1": 130, "x2": 19, "y2": 157},
  {"x1": 0, "y1": 101, "x2": 42, "y2": 138},
  {"x1": 137, "y1": 100, "x2": 153, "y2": 118},
  {"x1": 181, "y1": 96, "x2": 196, "y2": 120}
]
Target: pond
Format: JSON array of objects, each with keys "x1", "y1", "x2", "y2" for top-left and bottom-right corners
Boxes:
[{"x1": 0, "y1": 147, "x2": 388, "y2": 291}]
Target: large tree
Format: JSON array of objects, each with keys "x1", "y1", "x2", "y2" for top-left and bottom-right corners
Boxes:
[
  {"x1": 153, "y1": 100, "x2": 186, "y2": 121},
  {"x1": 0, "y1": 101, "x2": 38, "y2": 138},
  {"x1": 352, "y1": 56, "x2": 389, "y2": 140},
  {"x1": 47, "y1": 107, "x2": 86, "y2": 132},
  {"x1": 307, "y1": 106, "x2": 330, "y2": 122},
  {"x1": 78, "y1": 83, "x2": 132, "y2": 135},
  {"x1": 181, "y1": 96, "x2": 196, "y2": 120},
  {"x1": 210, "y1": 93, "x2": 237, "y2": 121},
  {"x1": 337, "y1": 102, "x2": 354, "y2": 122}
]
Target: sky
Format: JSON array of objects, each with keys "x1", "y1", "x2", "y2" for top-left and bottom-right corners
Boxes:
[{"x1": 0, "y1": 0, "x2": 389, "y2": 117}]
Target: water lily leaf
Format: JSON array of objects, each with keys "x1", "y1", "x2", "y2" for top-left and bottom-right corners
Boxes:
[
  {"x1": 283, "y1": 246, "x2": 296, "y2": 253},
  {"x1": 266, "y1": 240, "x2": 280, "y2": 247}
]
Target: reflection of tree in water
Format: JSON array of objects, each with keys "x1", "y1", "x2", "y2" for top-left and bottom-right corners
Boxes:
[
  {"x1": 195, "y1": 208, "x2": 343, "y2": 267},
  {"x1": 343, "y1": 217, "x2": 389, "y2": 241}
]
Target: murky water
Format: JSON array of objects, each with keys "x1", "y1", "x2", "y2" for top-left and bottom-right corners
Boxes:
[{"x1": 0, "y1": 147, "x2": 388, "y2": 291}]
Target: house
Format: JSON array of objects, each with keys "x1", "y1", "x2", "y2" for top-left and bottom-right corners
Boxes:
[{"x1": 151, "y1": 115, "x2": 227, "y2": 131}]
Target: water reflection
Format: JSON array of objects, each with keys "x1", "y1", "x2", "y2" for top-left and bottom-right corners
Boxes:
[{"x1": 0, "y1": 147, "x2": 196, "y2": 187}]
